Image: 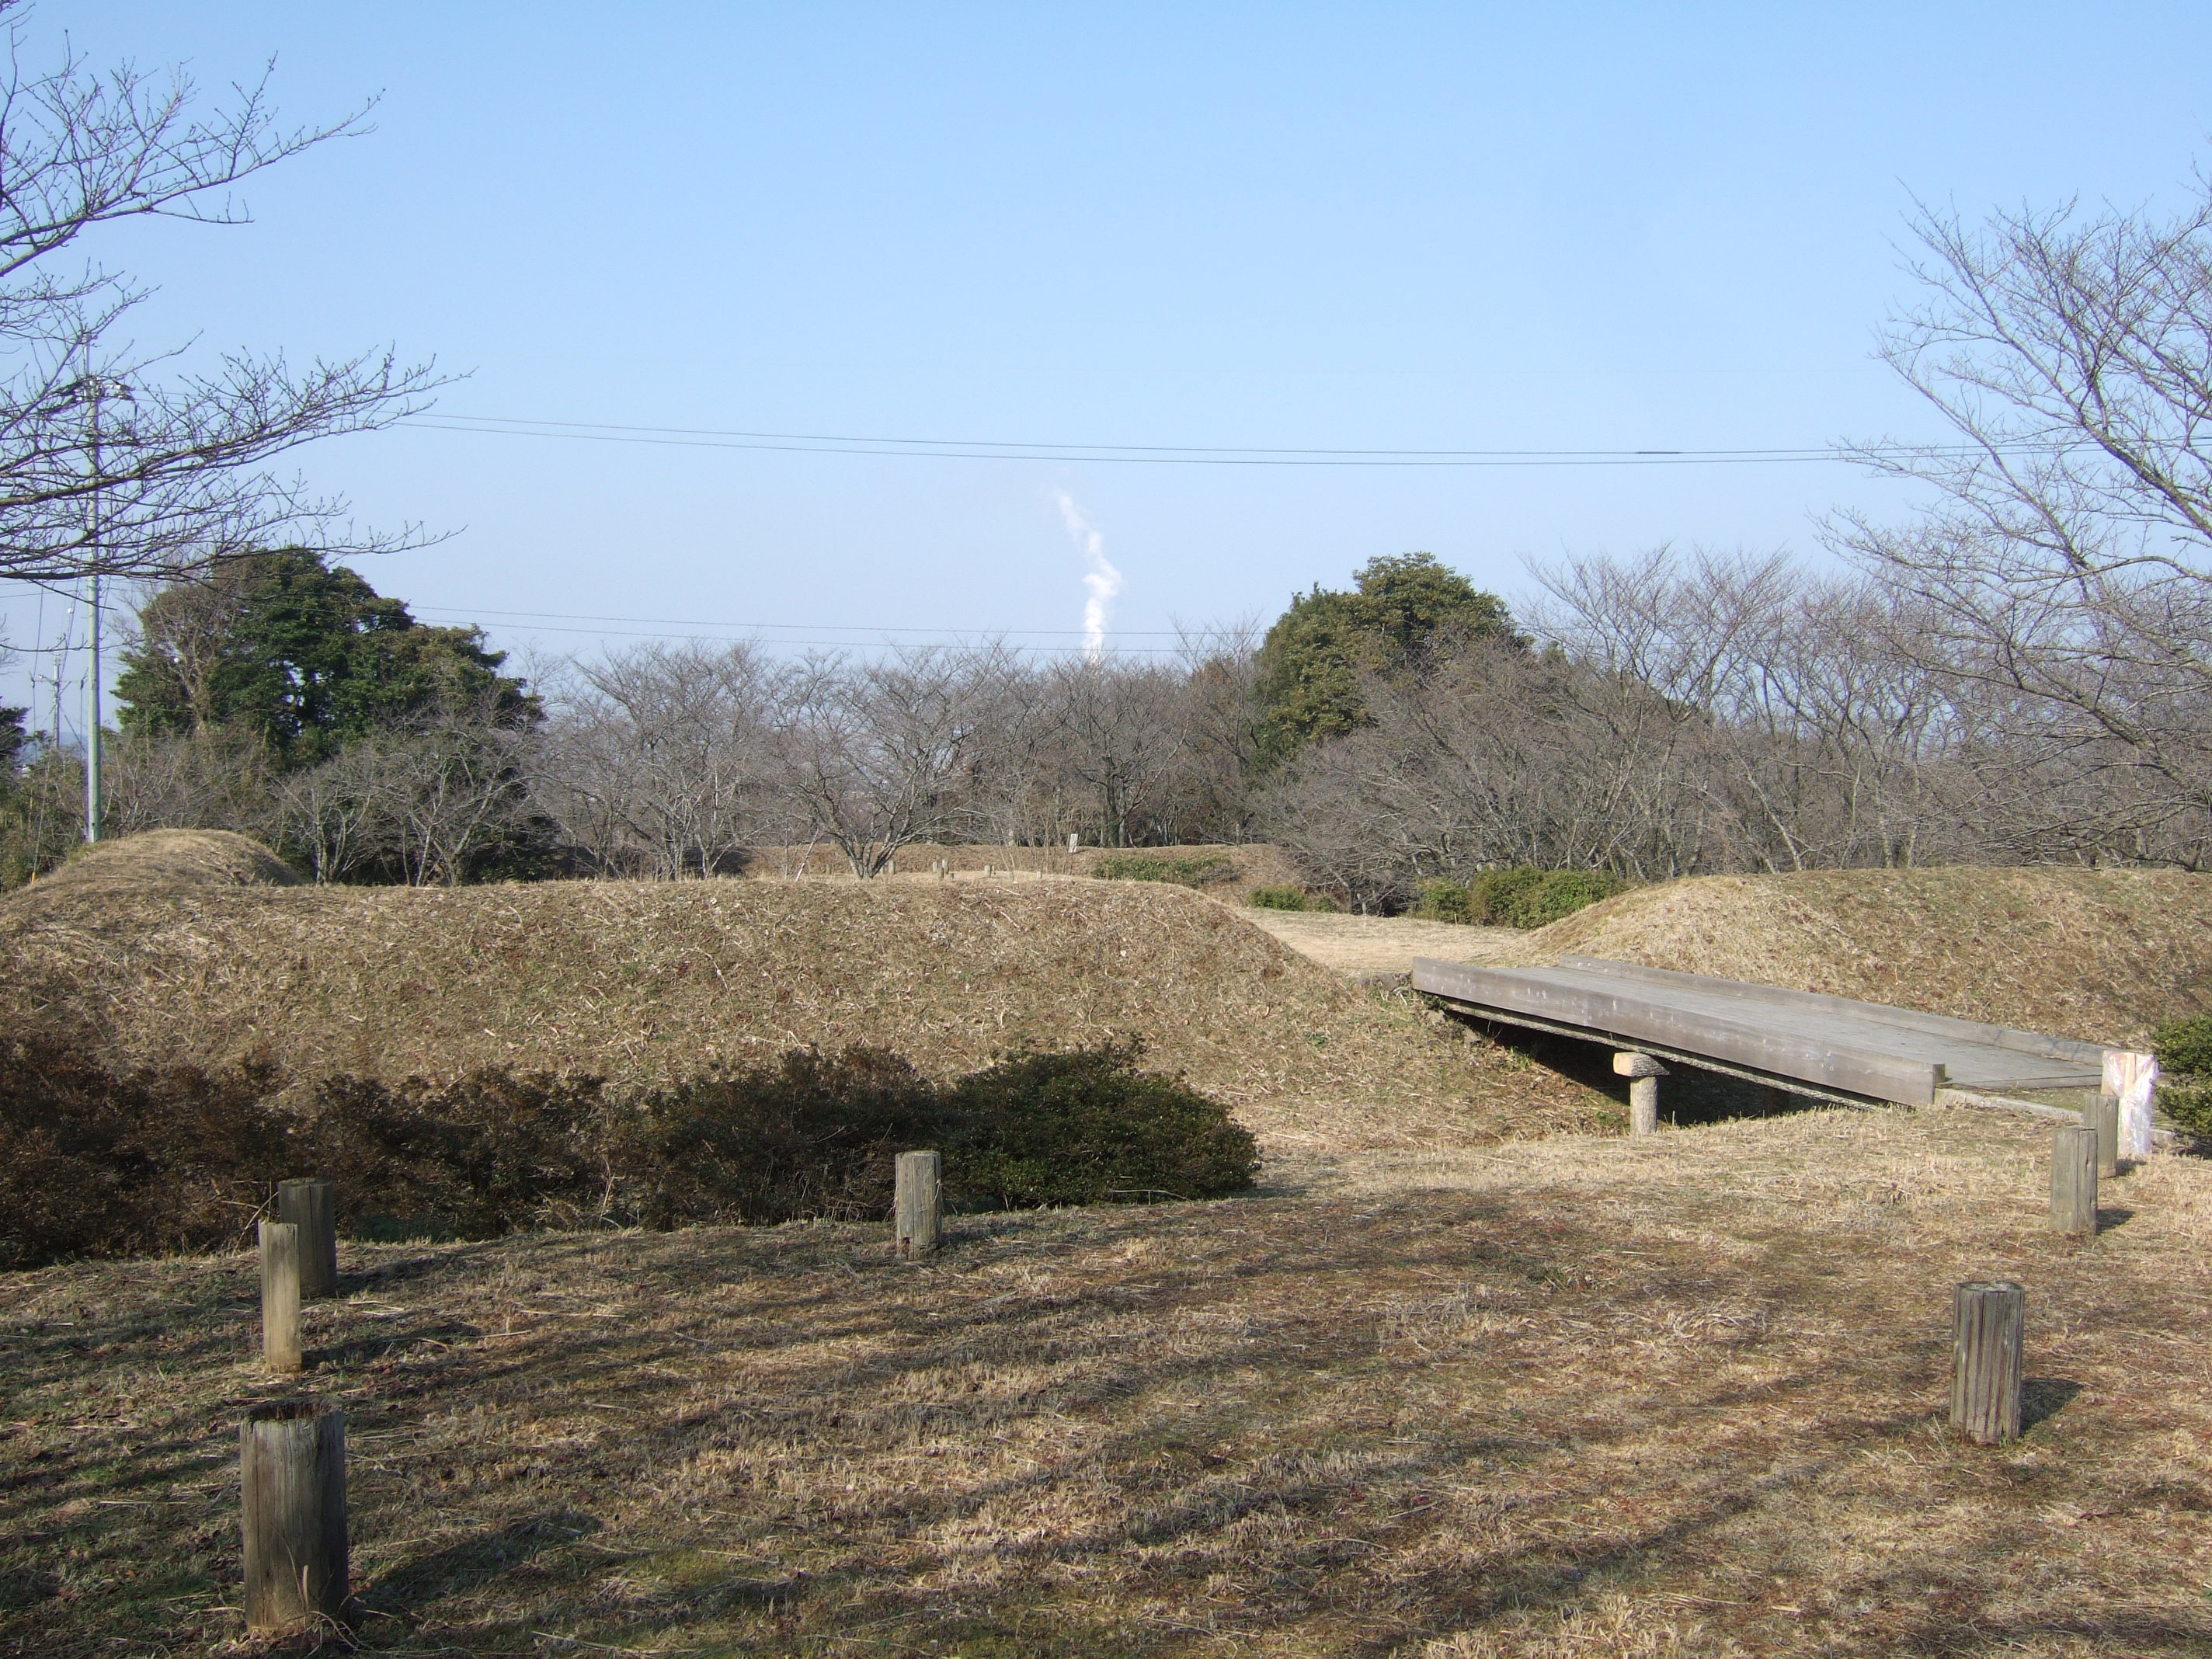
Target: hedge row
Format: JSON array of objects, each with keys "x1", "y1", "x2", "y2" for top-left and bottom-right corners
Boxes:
[
  {"x1": 1090, "y1": 853, "x2": 1236, "y2": 888},
  {"x1": 0, "y1": 1037, "x2": 1258, "y2": 1268},
  {"x1": 1413, "y1": 868, "x2": 1627, "y2": 929}
]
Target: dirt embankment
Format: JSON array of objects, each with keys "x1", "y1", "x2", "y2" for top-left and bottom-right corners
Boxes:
[
  {"x1": 1250, "y1": 866, "x2": 2212, "y2": 1046},
  {"x1": 0, "y1": 840, "x2": 1606, "y2": 1150}
]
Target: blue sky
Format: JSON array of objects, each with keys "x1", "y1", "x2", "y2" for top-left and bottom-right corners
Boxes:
[{"x1": 8, "y1": 2, "x2": 2212, "y2": 717}]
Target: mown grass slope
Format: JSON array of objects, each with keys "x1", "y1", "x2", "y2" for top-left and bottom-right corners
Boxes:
[{"x1": 0, "y1": 836, "x2": 1608, "y2": 1149}]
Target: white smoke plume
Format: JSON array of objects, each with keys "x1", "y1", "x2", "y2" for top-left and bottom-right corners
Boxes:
[{"x1": 1053, "y1": 489, "x2": 1123, "y2": 657}]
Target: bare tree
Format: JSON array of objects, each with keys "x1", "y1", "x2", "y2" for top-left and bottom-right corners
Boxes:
[
  {"x1": 103, "y1": 724, "x2": 276, "y2": 838},
  {"x1": 776, "y1": 648, "x2": 995, "y2": 876},
  {"x1": 274, "y1": 741, "x2": 388, "y2": 884},
  {"x1": 1834, "y1": 176, "x2": 2212, "y2": 865},
  {"x1": 1042, "y1": 655, "x2": 1188, "y2": 848},
  {"x1": 1163, "y1": 620, "x2": 1265, "y2": 843},
  {"x1": 276, "y1": 691, "x2": 535, "y2": 886},
  {"x1": 531, "y1": 642, "x2": 788, "y2": 878},
  {"x1": 0, "y1": 6, "x2": 440, "y2": 585}
]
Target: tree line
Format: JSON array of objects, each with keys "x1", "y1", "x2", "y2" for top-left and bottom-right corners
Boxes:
[{"x1": 2, "y1": 28, "x2": 2207, "y2": 905}]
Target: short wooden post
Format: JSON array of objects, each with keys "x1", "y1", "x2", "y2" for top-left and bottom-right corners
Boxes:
[
  {"x1": 259, "y1": 1221, "x2": 303, "y2": 1376},
  {"x1": 240, "y1": 1401, "x2": 349, "y2": 1633},
  {"x1": 2049, "y1": 1123, "x2": 2097, "y2": 1237},
  {"x1": 894, "y1": 1150, "x2": 941, "y2": 1257},
  {"x1": 1613, "y1": 1052, "x2": 1667, "y2": 1135},
  {"x1": 2102, "y1": 1049, "x2": 2158, "y2": 1162},
  {"x1": 1950, "y1": 1281, "x2": 2025, "y2": 1445},
  {"x1": 2089, "y1": 1090, "x2": 2120, "y2": 1178},
  {"x1": 277, "y1": 1179, "x2": 337, "y2": 1299}
]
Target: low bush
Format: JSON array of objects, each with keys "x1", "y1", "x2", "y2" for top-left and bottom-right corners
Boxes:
[
  {"x1": 1091, "y1": 853, "x2": 1235, "y2": 888},
  {"x1": 1413, "y1": 867, "x2": 1628, "y2": 929},
  {"x1": 1247, "y1": 883, "x2": 1334, "y2": 912},
  {"x1": 943, "y1": 1042, "x2": 1258, "y2": 1207},
  {"x1": 0, "y1": 1035, "x2": 297, "y2": 1266},
  {"x1": 2151, "y1": 1014, "x2": 2212, "y2": 1136},
  {"x1": 0, "y1": 1035, "x2": 1257, "y2": 1267}
]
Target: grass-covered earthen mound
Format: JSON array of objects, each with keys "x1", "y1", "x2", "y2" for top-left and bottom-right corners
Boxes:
[
  {"x1": 1502, "y1": 864, "x2": 2212, "y2": 1045},
  {"x1": 6, "y1": 826, "x2": 296, "y2": 911},
  {"x1": 0, "y1": 836, "x2": 1607, "y2": 1149}
]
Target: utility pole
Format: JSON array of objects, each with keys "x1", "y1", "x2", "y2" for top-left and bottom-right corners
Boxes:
[{"x1": 78, "y1": 356, "x2": 131, "y2": 844}]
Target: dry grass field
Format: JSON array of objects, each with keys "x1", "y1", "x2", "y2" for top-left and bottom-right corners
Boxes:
[
  {"x1": 9, "y1": 836, "x2": 2212, "y2": 1654},
  {"x1": 4, "y1": 1108, "x2": 2208, "y2": 1657}
]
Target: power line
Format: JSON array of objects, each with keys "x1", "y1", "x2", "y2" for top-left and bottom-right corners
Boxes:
[
  {"x1": 419, "y1": 603, "x2": 1195, "y2": 638},
  {"x1": 412, "y1": 610, "x2": 1191, "y2": 657},
  {"x1": 405, "y1": 412, "x2": 1981, "y2": 468}
]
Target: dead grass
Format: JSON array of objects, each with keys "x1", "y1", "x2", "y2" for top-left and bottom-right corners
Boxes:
[
  {"x1": 5, "y1": 829, "x2": 297, "y2": 913},
  {"x1": 743, "y1": 843, "x2": 1309, "y2": 905},
  {"x1": 0, "y1": 860, "x2": 1608, "y2": 1152},
  {"x1": 5, "y1": 1109, "x2": 2207, "y2": 1656},
  {"x1": 1243, "y1": 911, "x2": 1526, "y2": 976},
  {"x1": 1500, "y1": 867, "x2": 2212, "y2": 1046},
  {"x1": 1251, "y1": 868, "x2": 2212, "y2": 1047}
]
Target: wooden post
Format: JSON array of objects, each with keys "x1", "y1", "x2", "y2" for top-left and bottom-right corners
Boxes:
[
  {"x1": 1950, "y1": 1281, "x2": 2025, "y2": 1445},
  {"x1": 2049, "y1": 1123, "x2": 2097, "y2": 1237},
  {"x1": 2102, "y1": 1049, "x2": 2158, "y2": 1162},
  {"x1": 2089, "y1": 1090, "x2": 2120, "y2": 1179},
  {"x1": 1613, "y1": 1052, "x2": 1667, "y2": 1135},
  {"x1": 894, "y1": 1150, "x2": 941, "y2": 1258},
  {"x1": 259, "y1": 1221, "x2": 303, "y2": 1376},
  {"x1": 277, "y1": 1178, "x2": 337, "y2": 1299},
  {"x1": 240, "y1": 1401, "x2": 349, "y2": 1633}
]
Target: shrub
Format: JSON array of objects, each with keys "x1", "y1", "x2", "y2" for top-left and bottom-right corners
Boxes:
[
  {"x1": 317, "y1": 1069, "x2": 611, "y2": 1239},
  {"x1": 1247, "y1": 883, "x2": 1334, "y2": 912},
  {"x1": 0, "y1": 1035, "x2": 1257, "y2": 1266},
  {"x1": 2151, "y1": 1014, "x2": 2212, "y2": 1136},
  {"x1": 2151, "y1": 1013, "x2": 2212, "y2": 1078},
  {"x1": 2162, "y1": 1079, "x2": 2212, "y2": 1137},
  {"x1": 941, "y1": 1042, "x2": 1258, "y2": 1208},
  {"x1": 0, "y1": 1034, "x2": 298, "y2": 1268},
  {"x1": 1091, "y1": 853, "x2": 1234, "y2": 888},
  {"x1": 1414, "y1": 867, "x2": 1628, "y2": 929},
  {"x1": 612, "y1": 1046, "x2": 938, "y2": 1229}
]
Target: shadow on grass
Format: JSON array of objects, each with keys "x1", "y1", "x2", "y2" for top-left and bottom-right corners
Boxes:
[
  {"x1": 360, "y1": 1511, "x2": 601, "y2": 1619},
  {"x1": 2023, "y1": 1376, "x2": 2083, "y2": 1431},
  {"x1": 1467, "y1": 1017, "x2": 1821, "y2": 1128}
]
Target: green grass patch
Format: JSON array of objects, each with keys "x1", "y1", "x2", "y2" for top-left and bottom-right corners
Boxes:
[
  {"x1": 1412, "y1": 867, "x2": 1628, "y2": 929},
  {"x1": 1247, "y1": 882, "x2": 1334, "y2": 912}
]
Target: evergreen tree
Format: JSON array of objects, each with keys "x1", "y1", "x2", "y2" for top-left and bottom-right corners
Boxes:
[
  {"x1": 1254, "y1": 552, "x2": 1518, "y2": 761},
  {"x1": 117, "y1": 550, "x2": 534, "y2": 767}
]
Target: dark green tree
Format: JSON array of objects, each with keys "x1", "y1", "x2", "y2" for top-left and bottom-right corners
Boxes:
[
  {"x1": 0, "y1": 706, "x2": 26, "y2": 775},
  {"x1": 117, "y1": 549, "x2": 534, "y2": 767},
  {"x1": 1254, "y1": 552, "x2": 1518, "y2": 760}
]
